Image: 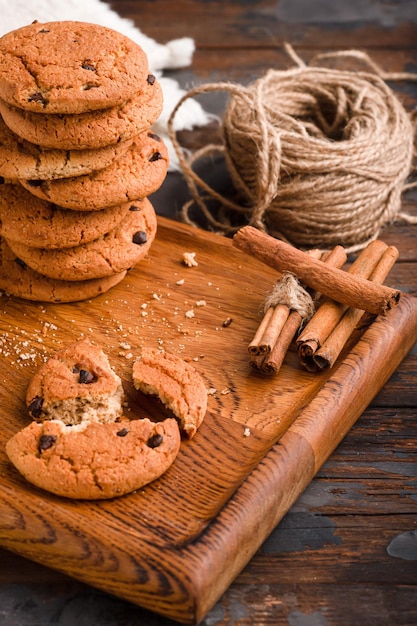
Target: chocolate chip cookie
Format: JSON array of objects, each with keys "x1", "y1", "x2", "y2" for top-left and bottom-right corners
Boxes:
[
  {"x1": 132, "y1": 348, "x2": 208, "y2": 438},
  {"x1": 6, "y1": 197, "x2": 157, "y2": 280},
  {"x1": 5, "y1": 416, "x2": 181, "y2": 499},
  {"x1": 26, "y1": 338, "x2": 125, "y2": 425},
  {"x1": 0, "y1": 115, "x2": 132, "y2": 179},
  {"x1": 0, "y1": 21, "x2": 149, "y2": 114},
  {"x1": 0, "y1": 237, "x2": 126, "y2": 302},
  {"x1": 0, "y1": 77, "x2": 163, "y2": 150},
  {"x1": 20, "y1": 132, "x2": 169, "y2": 210},
  {"x1": 0, "y1": 184, "x2": 132, "y2": 249}
]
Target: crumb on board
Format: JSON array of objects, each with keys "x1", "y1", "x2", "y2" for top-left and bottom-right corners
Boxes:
[
  {"x1": 182, "y1": 252, "x2": 198, "y2": 267},
  {"x1": 243, "y1": 427, "x2": 251, "y2": 437}
]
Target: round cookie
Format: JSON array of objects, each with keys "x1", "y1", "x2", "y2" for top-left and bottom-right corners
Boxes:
[
  {"x1": 20, "y1": 132, "x2": 169, "y2": 210},
  {"x1": 6, "y1": 197, "x2": 157, "y2": 281},
  {"x1": 0, "y1": 21, "x2": 149, "y2": 114},
  {"x1": 0, "y1": 184, "x2": 133, "y2": 249},
  {"x1": 26, "y1": 338, "x2": 125, "y2": 425},
  {"x1": 0, "y1": 237, "x2": 126, "y2": 302},
  {"x1": 0, "y1": 115, "x2": 133, "y2": 179},
  {"x1": 5, "y1": 416, "x2": 181, "y2": 499},
  {"x1": 0, "y1": 77, "x2": 163, "y2": 151},
  {"x1": 132, "y1": 348, "x2": 208, "y2": 439}
]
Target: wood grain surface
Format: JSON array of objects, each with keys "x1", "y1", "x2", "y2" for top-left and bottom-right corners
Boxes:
[
  {"x1": 1, "y1": 1, "x2": 417, "y2": 625},
  {"x1": 1, "y1": 216, "x2": 416, "y2": 623}
]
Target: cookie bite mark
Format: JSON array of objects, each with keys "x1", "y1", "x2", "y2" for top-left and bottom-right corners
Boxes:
[
  {"x1": 132, "y1": 348, "x2": 208, "y2": 439},
  {"x1": 26, "y1": 338, "x2": 125, "y2": 425}
]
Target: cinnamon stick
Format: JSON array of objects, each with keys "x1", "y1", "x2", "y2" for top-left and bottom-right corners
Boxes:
[
  {"x1": 257, "y1": 304, "x2": 290, "y2": 354},
  {"x1": 261, "y1": 245, "x2": 347, "y2": 374},
  {"x1": 296, "y1": 239, "x2": 390, "y2": 370},
  {"x1": 233, "y1": 227, "x2": 401, "y2": 315},
  {"x1": 248, "y1": 249, "x2": 322, "y2": 365},
  {"x1": 248, "y1": 249, "x2": 322, "y2": 356},
  {"x1": 248, "y1": 306, "x2": 274, "y2": 355},
  {"x1": 260, "y1": 311, "x2": 302, "y2": 374},
  {"x1": 313, "y1": 245, "x2": 400, "y2": 370}
]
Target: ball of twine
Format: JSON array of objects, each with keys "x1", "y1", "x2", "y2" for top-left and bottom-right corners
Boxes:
[{"x1": 168, "y1": 46, "x2": 417, "y2": 253}]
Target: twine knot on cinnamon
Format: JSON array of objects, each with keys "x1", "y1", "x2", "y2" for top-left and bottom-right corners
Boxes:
[
  {"x1": 264, "y1": 273, "x2": 315, "y2": 321},
  {"x1": 168, "y1": 45, "x2": 417, "y2": 253}
]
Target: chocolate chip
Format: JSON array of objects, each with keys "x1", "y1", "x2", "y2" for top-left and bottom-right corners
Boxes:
[
  {"x1": 79, "y1": 369, "x2": 95, "y2": 384},
  {"x1": 149, "y1": 151, "x2": 163, "y2": 162},
  {"x1": 222, "y1": 317, "x2": 233, "y2": 327},
  {"x1": 82, "y1": 60, "x2": 96, "y2": 71},
  {"x1": 28, "y1": 396, "x2": 43, "y2": 419},
  {"x1": 129, "y1": 204, "x2": 142, "y2": 212},
  {"x1": 38, "y1": 28, "x2": 50, "y2": 33},
  {"x1": 26, "y1": 179, "x2": 43, "y2": 187},
  {"x1": 28, "y1": 92, "x2": 46, "y2": 106},
  {"x1": 38, "y1": 434, "x2": 56, "y2": 453},
  {"x1": 147, "y1": 132, "x2": 161, "y2": 142},
  {"x1": 83, "y1": 83, "x2": 98, "y2": 91},
  {"x1": 147, "y1": 74, "x2": 156, "y2": 85},
  {"x1": 0, "y1": 176, "x2": 5, "y2": 184},
  {"x1": 116, "y1": 428, "x2": 129, "y2": 437},
  {"x1": 146, "y1": 434, "x2": 163, "y2": 448},
  {"x1": 132, "y1": 231, "x2": 147, "y2": 245},
  {"x1": 15, "y1": 258, "x2": 27, "y2": 269}
]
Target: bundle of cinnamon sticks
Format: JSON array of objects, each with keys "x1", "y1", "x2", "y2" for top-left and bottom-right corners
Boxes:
[{"x1": 233, "y1": 226, "x2": 401, "y2": 375}]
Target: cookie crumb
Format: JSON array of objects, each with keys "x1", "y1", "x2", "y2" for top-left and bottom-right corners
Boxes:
[
  {"x1": 243, "y1": 427, "x2": 251, "y2": 437},
  {"x1": 183, "y1": 252, "x2": 198, "y2": 267},
  {"x1": 185, "y1": 309, "x2": 194, "y2": 319}
]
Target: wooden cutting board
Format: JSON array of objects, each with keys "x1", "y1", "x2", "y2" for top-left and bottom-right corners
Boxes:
[{"x1": 1, "y1": 216, "x2": 416, "y2": 624}]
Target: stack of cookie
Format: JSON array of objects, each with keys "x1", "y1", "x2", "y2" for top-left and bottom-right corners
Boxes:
[{"x1": 0, "y1": 20, "x2": 168, "y2": 302}]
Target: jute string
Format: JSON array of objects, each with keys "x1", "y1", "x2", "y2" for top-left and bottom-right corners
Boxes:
[
  {"x1": 168, "y1": 44, "x2": 417, "y2": 253},
  {"x1": 264, "y1": 272, "x2": 315, "y2": 321}
]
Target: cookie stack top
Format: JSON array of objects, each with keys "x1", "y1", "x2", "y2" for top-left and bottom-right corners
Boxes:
[{"x1": 0, "y1": 20, "x2": 149, "y2": 114}]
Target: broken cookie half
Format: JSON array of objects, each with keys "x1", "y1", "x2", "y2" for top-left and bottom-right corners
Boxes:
[
  {"x1": 132, "y1": 347, "x2": 207, "y2": 439},
  {"x1": 26, "y1": 337, "x2": 125, "y2": 426}
]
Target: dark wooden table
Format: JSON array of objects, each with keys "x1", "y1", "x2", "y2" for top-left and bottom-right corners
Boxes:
[{"x1": 1, "y1": 1, "x2": 416, "y2": 624}]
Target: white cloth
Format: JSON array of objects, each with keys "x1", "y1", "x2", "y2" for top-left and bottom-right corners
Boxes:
[{"x1": 0, "y1": 0, "x2": 212, "y2": 169}]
